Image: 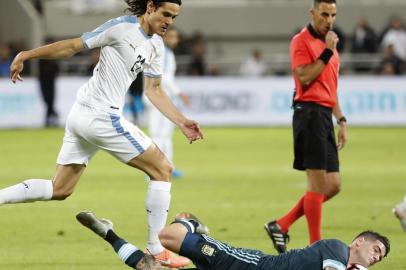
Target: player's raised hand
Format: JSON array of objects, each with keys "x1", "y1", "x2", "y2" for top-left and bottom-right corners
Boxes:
[
  {"x1": 10, "y1": 52, "x2": 25, "y2": 83},
  {"x1": 179, "y1": 119, "x2": 203, "y2": 144},
  {"x1": 325, "y1": 31, "x2": 339, "y2": 51}
]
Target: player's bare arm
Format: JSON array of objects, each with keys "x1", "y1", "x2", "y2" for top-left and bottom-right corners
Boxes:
[
  {"x1": 144, "y1": 76, "x2": 203, "y2": 143},
  {"x1": 10, "y1": 38, "x2": 84, "y2": 83},
  {"x1": 294, "y1": 31, "x2": 338, "y2": 86}
]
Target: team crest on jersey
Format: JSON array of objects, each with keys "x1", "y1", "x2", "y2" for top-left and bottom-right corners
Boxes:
[
  {"x1": 131, "y1": 55, "x2": 146, "y2": 73},
  {"x1": 201, "y1": 245, "x2": 215, "y2": 256}
]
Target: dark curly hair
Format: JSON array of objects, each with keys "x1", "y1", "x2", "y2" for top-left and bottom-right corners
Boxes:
[{"x1": 125, "y1": 0, "x2": 182, "y2": 16}]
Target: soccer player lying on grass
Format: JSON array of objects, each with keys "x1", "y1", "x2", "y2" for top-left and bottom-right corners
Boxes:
[{"x1": 76, "y1": 211, "x2": 390, "y2": 270}]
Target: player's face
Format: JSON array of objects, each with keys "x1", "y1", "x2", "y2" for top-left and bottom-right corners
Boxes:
[
  {"x1": 310, "y1": 2, "x2": 337, "y2": 35},
  {"x1": 164, "y1": 29, "x2": 179, "y2": 49},
  {"x1": 355, "y1": 238, "x2": 386, "y2": 267},
  {"x1": 148, "y1": 3, "x2": 180, "y2": 36}
]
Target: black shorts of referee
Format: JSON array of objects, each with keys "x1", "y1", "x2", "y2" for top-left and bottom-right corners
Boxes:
[{"x1": 292, "y1": 101, "x2": 339, "y2": 172}]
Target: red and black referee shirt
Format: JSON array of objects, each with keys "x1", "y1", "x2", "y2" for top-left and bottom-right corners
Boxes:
[{"x1": 290, "y1": 24, "x2": 340, "y2": 108}]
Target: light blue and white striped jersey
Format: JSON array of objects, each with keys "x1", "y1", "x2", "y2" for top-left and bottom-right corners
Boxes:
[{"x1": 77, "y1": 15, "x2": 164, "y2": 113}]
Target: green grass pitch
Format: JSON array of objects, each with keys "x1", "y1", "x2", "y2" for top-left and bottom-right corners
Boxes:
[{"x1": 0, "y1": 127, "x2": 405, "y2": 269}]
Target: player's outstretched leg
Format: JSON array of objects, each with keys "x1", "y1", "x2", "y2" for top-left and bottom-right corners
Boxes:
[
  {"x1": 0, "y1": 164, "x2": 85, "y2": 205},
  {"x1": 393, "y1": 196, "x2": 406, "y2": 232},
  {"x1": 76, "y1": 211, "x2": 165, "y2": 270}
]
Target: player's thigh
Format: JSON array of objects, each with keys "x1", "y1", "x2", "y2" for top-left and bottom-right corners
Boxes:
[
  {"x1": 325, "y1": 171, "x2": 341, "y2": 199},
  {"x1": 306, "y1": 169, "x2": 328, "y2": 193},
  {"x1": 127, "y1": 143, "x2": 173, "y2": 180},
  {"x1": 89, "y1": 114, "x2": 172, "y2": 179},
  {"x1": 55, "y1": 130, "x2": 96, "y2": 197}
]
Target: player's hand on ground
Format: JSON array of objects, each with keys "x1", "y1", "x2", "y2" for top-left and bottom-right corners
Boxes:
[
  {"x1": 179, "y1": 119, "x2": 203, "y2": 144},
  {"x1": 337, "y1": 124, "x2": 347, "y2": 150},
  {"x1": 10, "y1": 52, "x2": 25, "y2": 83}
]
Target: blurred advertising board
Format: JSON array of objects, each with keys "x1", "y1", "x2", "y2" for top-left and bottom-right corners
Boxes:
[{"x1": 0, "y1": 76, "x2": 405, "y2": 128}]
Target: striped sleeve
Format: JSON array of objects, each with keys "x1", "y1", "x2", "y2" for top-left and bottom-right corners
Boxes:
[{"x1": 81, "y1": 15, "x2": 137, "y2": 49}]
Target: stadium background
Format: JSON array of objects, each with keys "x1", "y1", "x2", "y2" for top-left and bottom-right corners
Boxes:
[{"x1": 0, "y1": 0, "x2": 405, "y2": 269}]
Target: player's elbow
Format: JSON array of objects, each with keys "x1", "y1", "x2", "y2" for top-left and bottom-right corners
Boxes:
[{"x1": 298, "y1": 75, "x2": 312, "y2": 86}]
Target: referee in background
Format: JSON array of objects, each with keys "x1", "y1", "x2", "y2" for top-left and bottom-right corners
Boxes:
[{"x1": 265, "y1": 0, "x2": 348, "y2": 253}]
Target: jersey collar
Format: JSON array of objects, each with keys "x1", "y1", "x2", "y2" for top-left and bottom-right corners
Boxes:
[{"x1": 307, "y1": 24, "x2": 325, "y2": 42}]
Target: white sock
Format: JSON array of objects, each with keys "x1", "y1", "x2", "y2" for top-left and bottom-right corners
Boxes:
[
  {"x1": 146, "y1": 181, "x2": 171, "y2": 255},
  {"x1": 0, "y1": 179, "x2": 53, "y2": 204}
]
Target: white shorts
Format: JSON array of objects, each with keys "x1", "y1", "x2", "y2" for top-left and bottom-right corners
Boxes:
[{"x1": 57, "y1": 102, "x2": 152, "y2": 165}]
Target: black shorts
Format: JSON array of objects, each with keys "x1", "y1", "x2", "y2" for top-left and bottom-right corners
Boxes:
[
  {"x1": 292, "y1": 102, "x2": 339, "y2": 172},
  {"x1": 179, "y1": 233, "x2": 265, "y2": 270}
]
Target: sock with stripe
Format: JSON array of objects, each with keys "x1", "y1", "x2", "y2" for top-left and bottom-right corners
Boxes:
[
  {"x1": 0, "y1": 179, "x2": 53, "y2": 204},
  {"x1": 105, "y1": 230, "x2": 144, "y2": 269},
  {"x1": 146, "y1": 181, "x2": 171, "y2": 255},
  {"x1": 303, "y1": 191, "x2": 325, "y2": 243},
  {"x1": 276, "y1": 195, "x2": 305, "y2": 233}
]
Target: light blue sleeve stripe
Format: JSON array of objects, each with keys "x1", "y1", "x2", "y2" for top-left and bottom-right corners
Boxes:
[
  {"x1": 323, "y1": 259, "x2": 346, "y2": 270},
  {"x1": 81, "y1": 15, "x2": 137, "y2": 44},
  {"x1": 80, "y1": 36, "x2": 89, "y2": 49},
  {"x1": 144, "y1": 72, "x2": 162, "y2": 78}
]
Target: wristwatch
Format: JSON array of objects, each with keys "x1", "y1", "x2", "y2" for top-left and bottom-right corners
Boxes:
[{"x1": 337, "y1": 116, "x2": 347, "y2": 125}]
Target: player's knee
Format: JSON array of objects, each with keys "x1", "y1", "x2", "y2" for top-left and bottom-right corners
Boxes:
[
  {"x1": 52, "y1": 192, "x2": 72, "y2": 200},
  {"x1": 329, "y1": 181, "x2": 341, "y2": 197},
  {"x1": 151, "y1": 160, "x2": 173, "y2": 180},
  {"x1": 51, "y1": 186, "x2": 73, "y2": 200}
]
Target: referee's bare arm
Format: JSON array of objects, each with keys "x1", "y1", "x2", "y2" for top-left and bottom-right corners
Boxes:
[
  {"x1": 294, "y1": 31, "x2": 339, "y2": 86},
  {"x1": 333, "y1": 94, "x2": 348, "y2": 150}
]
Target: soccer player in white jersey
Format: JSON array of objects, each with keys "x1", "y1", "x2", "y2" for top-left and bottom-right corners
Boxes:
[
  {"x1": 146, "y1": 26, "x2": 190, "y2": 178},
  {"x1": 6, "y1": 0, "x2": 202, "y2": 268}
]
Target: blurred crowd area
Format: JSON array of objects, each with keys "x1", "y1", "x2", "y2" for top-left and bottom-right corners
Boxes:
[{"x1": 1, "y1": 0, "x2": 406, "y2": 77}]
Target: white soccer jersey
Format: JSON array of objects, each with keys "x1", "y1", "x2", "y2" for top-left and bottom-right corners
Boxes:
[
  {"x1": 161, "y1": 46, "x2": 181, "y2": 97},
  {"x1": 77, "y1": 15, "x2": 164, "y2": 113}
]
